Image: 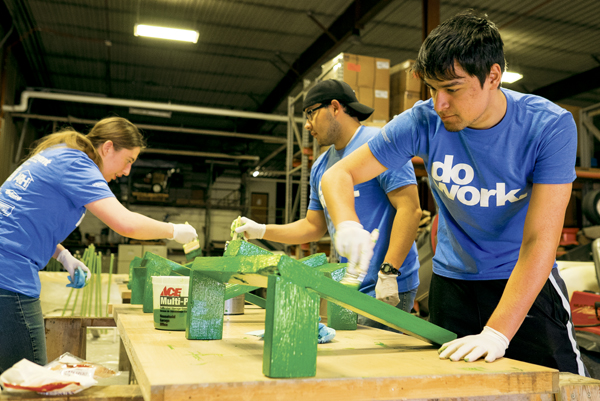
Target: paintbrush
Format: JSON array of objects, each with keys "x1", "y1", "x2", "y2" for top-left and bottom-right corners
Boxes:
[{"x1": 183, "y1": 221, "x2": 202, "y2": 261}]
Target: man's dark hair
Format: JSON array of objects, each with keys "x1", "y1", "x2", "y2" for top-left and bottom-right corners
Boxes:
[
  {"x1": 339, "y1": 102, "x2": 359, "y2": 118},
  {"x1": 413, "y1": 10, "x2": 505, "y2": 88}
]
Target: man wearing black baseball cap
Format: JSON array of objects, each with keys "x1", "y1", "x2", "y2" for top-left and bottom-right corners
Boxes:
[{"x1": 235, "y1": 79, "x2": 422, "y2": 326}]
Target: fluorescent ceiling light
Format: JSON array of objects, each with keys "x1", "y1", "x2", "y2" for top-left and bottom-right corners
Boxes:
[
  {"x1": 134, "y1": 24, "x2": 199, "y2": 43},
  {"x1": 502, "y1": 71, "x2": 523, "y2": 84},
  {"x1": 129, "y1": 108, "x2": 172, "y2": 118}
]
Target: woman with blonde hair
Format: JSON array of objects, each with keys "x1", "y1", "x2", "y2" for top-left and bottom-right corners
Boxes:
[{"x1": 0, "y1": 117, "x2": 197, "y2": 372}]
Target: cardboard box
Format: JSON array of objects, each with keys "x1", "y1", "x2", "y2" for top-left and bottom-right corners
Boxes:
[
  {"x1": 390, "y1": 91, "x2": 421, "y2": 119},
  {"x1": 118, "y1": 244, "x2": 143, "y2": 264},
  {"x1": 390, "y1": 59, "x2": 421, "y2": 93},
  {"x1": 143, "y1": 246, "x2": 167, "y2": 259},
  {"x1": 321, "y1": 53, "x2": 390, "y2": 90},
  {"x1": 355, "y1": 87, "x2": 389, "y2": 124}
]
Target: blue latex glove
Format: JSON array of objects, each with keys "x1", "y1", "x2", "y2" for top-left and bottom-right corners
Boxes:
[
  {"x1": 66, "y1": 266, "x2": 88, "y2": 289},
  {"x1": 318, "y1": 323, "x2": 336, "y2": 344}
]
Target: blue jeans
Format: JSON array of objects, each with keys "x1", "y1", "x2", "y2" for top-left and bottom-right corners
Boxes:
[
  {"x1": 357, "y1": 288, "x2": 418, "y2": 331},
  {"x1": 0, "y1": 288, "x2": 47, "y2": 373}
]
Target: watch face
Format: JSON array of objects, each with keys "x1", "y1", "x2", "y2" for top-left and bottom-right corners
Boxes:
[{"x1": 381, "y1": 263, "x2": 398, "y2": 274}]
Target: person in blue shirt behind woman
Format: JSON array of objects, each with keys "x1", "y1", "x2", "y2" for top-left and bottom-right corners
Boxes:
[{"x1": 0, "y1": 117, "x2": 197, "y2": 373}]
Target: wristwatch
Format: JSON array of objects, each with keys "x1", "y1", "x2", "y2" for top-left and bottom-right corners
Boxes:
[{"x1": 380, "y1": 262, "x2": 399, "y2": 275}]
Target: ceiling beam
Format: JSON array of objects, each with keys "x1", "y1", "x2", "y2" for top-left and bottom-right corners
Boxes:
[
  {"x1": 256, "y1": 0, "x2": 393, "y2": 114},
  {"x1": 532, "y1": 65, "x2": 600, "y2": 102}
]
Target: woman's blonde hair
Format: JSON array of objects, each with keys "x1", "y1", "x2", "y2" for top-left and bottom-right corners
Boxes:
[{"x1": 28, "y1": 117, "x2": 145, "y2": 170}]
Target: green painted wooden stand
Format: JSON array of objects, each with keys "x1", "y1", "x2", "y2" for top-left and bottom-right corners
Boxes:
[
  {"x1": 187, "y1": 241, "x2": 456, "y2": 379},
  {"x1": 186, "y1": 270, "x2": 225, "y2": 340},
  {"x1": 263, "y1": 275, "x2": 319, "y2": 378},
  {"x1": 317, "y1": 263, "x2": 358, "y2": 330}
]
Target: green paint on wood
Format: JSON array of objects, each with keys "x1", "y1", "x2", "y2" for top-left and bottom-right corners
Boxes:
[
  {"x1": 317, "y1": 263, "x2": 348, "y2": 282},
  {"x1": 375, "y1": 342, "x2": 389, "y2": 348},
  {"x1": 130, "y1": 266, "x2": 146, "y2": 305},
  {"x1": 167, "y1": 345, "x2": 174, "y2": 350},
  {"x1": 263, "y1": 274, "x2": 319, "y2": 378},
  {"x1": 225, "y1": 283, "x2": 260, "y2": 300},
  {"x1": 223, "y1": 239, "x2": 273, "y2": 257},
  {"x1": 298, "y1": 253, "x2": 328, "y2": 268},
  {"x1": 327, "y1": 301, "x2": 357, "y2": 330},
  {"x1": 186, "y1": 270, "x2": 226, "y2": 340},
  {"x1": 274, "y1": 256, "x2": 456, "y2": 345},
  {"x1": 141, "y1": 252, "x2": 186, "y2": 313},
  {"x1": 319, "y1": 263, "x2": 358, "y2": 330},
  {"x1": 127, "y1": 257, "x2": 143, "y2": 290},
  {"x1": 244, "y1": 292, "x2": 266, "y2": 309},
  {"x1": 188, "y1": 251, "x2": 455, "y2": 346},
  {"x1": 191, "y1": 255, "x2": 286, "y2": 287},
  {"x1": 185, "y1": 247, "x2": 203, "y2": 261}
]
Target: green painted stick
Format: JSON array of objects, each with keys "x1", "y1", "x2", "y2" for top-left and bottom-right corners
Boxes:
[
  {"x1": 244, "y1": 292, "x2": 266, "y2": 309},
  {"x1": 105, "y1": 253, "x2": 114, "y2": 316}
]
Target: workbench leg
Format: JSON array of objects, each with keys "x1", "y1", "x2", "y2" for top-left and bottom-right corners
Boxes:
[
  {"x1": 186, "y1": 271, "x2": 226, "y2": 340},
  {"x1": 263, "y1": 275, "x2": 319, "y2": 378},
  {"x1": 327, "y1": 301, "x2": 357, "y2": 330}
]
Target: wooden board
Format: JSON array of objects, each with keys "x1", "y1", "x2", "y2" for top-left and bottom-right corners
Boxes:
[{"x1": 114, "y1": 305, "x2": 559, "y2": 401}]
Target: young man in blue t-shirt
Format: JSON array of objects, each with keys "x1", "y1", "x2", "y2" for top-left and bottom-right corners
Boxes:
[
  {"x1": 235, "y1": 79, "x2": 421, "y2": 318},
  {"x1": 321, "y1": 11, "x2": 587, "y2": 375}
]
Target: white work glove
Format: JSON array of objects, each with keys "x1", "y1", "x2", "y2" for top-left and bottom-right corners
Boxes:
[
  {"x1": 234, "y1": 217, "x2": 266, "y2": 240},
  {"x1": 169, "y1": 223, "x2": 198, "y2": 244},
  {"x1": 334, "y1": 221, "x2": 378, "y2": 281},
  {"x1": 56, "y1": 249, "x2": 90, "y2": 281},
  {"x1": 375, "y1": 271, "x2": 400, "y2": 306},
  {"x1": 438, "y1": 326, "x2": 510, "y2": 363}
]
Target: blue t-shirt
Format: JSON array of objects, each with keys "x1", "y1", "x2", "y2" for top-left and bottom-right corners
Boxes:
[
  {"x1": 309, "y1": 125, "x2": 420, "y2": 297},
  {"x1": 0, "y1": 146, "x2": 115, "y2": 297},
  {"x1": 369, "y1": 88, "x2": 577, "y2": 281}
]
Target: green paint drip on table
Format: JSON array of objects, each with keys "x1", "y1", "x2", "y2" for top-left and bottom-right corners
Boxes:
[
  {"x1": 186, "y1": 270, "x2": 225, "y2": 340},
  {"x1": 167, "y1": 345, "x2": 174, "y2": 350},
  {"x1": 375, "y1": 342, "x2": 390, "y2": 348}
]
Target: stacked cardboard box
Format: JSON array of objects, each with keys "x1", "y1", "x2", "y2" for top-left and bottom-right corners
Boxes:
[
  {"x1": 321, "y1": 53, "x2": 390, "y2": 127},
  {"x1": 390, "y1": 59, "x2": 422, "y2": 119}
]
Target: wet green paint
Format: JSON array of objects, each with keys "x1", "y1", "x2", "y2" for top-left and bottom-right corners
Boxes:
[
  {"x1": 130, "y1": 265, "x2": 146, "y2": 305},
  {"x1": 263, "y1": 274, "x2": 319, "y2": 378},
  {"x1": 167, "y1": 345, "x2": 174, "y2": 350},
  {"x1": 186, "y1": 271, "x2": 225, "y2": 340},
  {"x1": 327, "y1": 301, "x2": 357, "y2": 330},
  {"x1": 375, "y1": 342, "x2": 390, "y2": 348}
]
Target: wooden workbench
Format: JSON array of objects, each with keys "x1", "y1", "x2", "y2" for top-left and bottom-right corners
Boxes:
[{"x1": 114, "y1": 304, "x2": 565, "y2": 401}]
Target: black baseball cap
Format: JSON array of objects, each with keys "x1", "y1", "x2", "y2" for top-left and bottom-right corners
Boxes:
[{"x1": 303, "y1": 79, "x2": 374, "y2": 121}]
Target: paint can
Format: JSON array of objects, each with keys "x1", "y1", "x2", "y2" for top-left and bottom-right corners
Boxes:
[
  {"x1": 224, "y1": 294, "x2": 245, "y2": 315},
  {"x1": 152, "y1": 276, "x2": 189, "y2": 330}
]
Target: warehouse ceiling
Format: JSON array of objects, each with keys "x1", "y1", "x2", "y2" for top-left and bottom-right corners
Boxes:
[{"x1": 1, "y1": 0, "x2": 600, "y2": 180}]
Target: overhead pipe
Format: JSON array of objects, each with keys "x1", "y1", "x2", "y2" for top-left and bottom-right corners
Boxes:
[
  {"x1": 3, "y1": 89, "x2": 305, "y2": 123},
  {"x1": 9, "y1": 112, "x2": 288, "y2": 144},
  {"x1": 142, "y1": 148, "x2": 259, "y2": 162}
]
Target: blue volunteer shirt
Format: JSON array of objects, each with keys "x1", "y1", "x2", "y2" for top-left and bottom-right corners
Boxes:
[
  {"x1": 309, "y1": 125, "x2": 420, "y2": 297},
  {"x1": 369, "y1": 88, "x2": 577, "y2": 280},
  {"x1": 0, "y1": 146, "x2": 115, "y2": 297}
]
